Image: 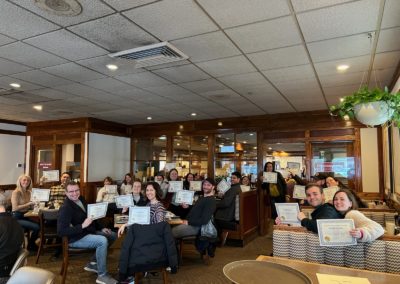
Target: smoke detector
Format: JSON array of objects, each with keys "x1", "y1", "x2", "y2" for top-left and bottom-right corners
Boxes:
[
  {"x1": 109, "y1": 42, "x2": 189, "y2": 68},
  {"x1": 34, "y1": 0, "x2": 82, "y2": 16}
]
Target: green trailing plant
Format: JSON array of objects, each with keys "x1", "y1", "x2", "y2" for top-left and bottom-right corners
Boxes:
[{"x1": 329, "y1": 86, "x2": 400, "y2": 126}]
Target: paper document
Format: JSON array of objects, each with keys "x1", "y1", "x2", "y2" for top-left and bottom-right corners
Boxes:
[
  {"x1": 128, "y1": 206, "x2": 150, "y2": 225},
  {"x1": 189, "y1": 181, "x2": 202, "y2": 191},
  {"x1": 105, "y1": 185, "x2": 117, "y2": 194},
  {"x1": 87, "y1": 202, "x2": 108, "y2": 220},
  {"x1": 317, "y1": 219, "x2": 357, "y2": 246},
  {"x1": 292, "y1": 185, "x2": 306, "y2": 199},
  {"x1": 275, "y1": 203, "x2": 300, "y2": 224},
  {"x1": 31, "y1": 188, "x2": 50, "y2": 202},
  {"x1": 168, "y1": 181, "x2": 183, "y2": 192},
  {"x1": 175, "y1": 190, "x2": 194, "y2": 205},
  {"x1": 43, "y1": 170, "x2": 59, "y2": 182},
  {"x1": 263, "y1": 172, "x2": 277, "y2": 183},
  {"x1": 115, "y1": 194, "x2": 133, "y2": 208},
  {"x1": 316, "y1": 273, "x2": 371, "y2": 284}
]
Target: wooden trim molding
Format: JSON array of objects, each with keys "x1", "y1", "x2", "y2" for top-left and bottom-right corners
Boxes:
[{"x1": 0, "y1": 129, "x2": 25, "y2": 136}]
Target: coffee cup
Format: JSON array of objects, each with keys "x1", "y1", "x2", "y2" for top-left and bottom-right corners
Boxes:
[{"x1": 386, "y1": 221, "x2": 395, "y2": 236}]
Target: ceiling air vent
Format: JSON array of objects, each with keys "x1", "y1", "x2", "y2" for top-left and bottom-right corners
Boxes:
[{"x1": 109, "y1": 42, "x2": 189, "y2": 68}]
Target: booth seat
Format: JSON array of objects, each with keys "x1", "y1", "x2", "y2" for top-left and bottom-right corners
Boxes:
[
  {"x1": 273, "y1": 225, "x2": 400, "y2": 274},
  {"x1": 222, "y1": 190, "x2": 259, "y2": 246}
]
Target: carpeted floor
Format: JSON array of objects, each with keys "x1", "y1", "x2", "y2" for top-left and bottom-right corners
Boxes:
[{"x1": 28, "y1": 235, "x2": 273, "y2": 283}]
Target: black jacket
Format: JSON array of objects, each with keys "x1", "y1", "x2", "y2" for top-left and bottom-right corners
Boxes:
[
  {"x1": 133, "y1": 194, "x2": 147, "y2": 206},
  {"x1": 187, "y1": 196, "x2": 216, "y2": 227},
  {"x1": 301, "y1": 203, "x2": 342, "y2": 233},
  {"x1": 118, "y1": 221, "x2": 178, "y2": 279},
  {"x1": 261, "y1": 171, "x2": 287, "y2": 203},
  {"x1": 215, "y1": 183, "x2": 241, "y2": 222},
  {"x1": 57, "y1": 196, "x2": 103, "y2": 243}
]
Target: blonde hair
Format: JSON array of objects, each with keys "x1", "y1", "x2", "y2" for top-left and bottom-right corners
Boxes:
[{"x1": 16, "y1": 174, "x2": 32, "y2": 191}]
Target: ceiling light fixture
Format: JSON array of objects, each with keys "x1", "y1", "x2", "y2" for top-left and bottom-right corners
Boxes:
[
  {"x1": 340, "y1": 98, "x2": 344, "y2": 102},
  {"x1": 176, "y1": 131, "x2": 181, "y2": 135},
  {"x1": 177, "y1": 143, "x2": 180, "y2": 146},
  {"x1": 33, "y1": 105, "x2": 42, "y2": 111},
  {"x1": 10, "y1": 83, "x2": 21, "y2": 88},
  {"x1": 106, "y1": 64, "x2": 118, "y2": 71},
  {"x1": 190, "y1": 112, "x2": 197, "y2": 117},
  {"x1": 217, "y1": 121, "x2": 223, "y2": 126},
  {"x1": 146, "y1": 116, "x2": 152, "y2": 120},
  {"x1": 249, "y1": 133, "x2": 254, "y2": 136},
  {"x1": 337, "y1": 65, "x2": 349, "y2": 71},
  {"x1": 343, "y1": 115, "x2": 350, "y2": 121},
  {"x1": 179, "y1": 125, "x2": 184, "y2": 129},
  {"x1": 268, "y1": 147, "x2": 272, "y2": 150}
]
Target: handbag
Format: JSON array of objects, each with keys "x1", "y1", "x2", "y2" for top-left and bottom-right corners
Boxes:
[{"x1": 200, "y1": 217, "x2": 217, "y2": 239}]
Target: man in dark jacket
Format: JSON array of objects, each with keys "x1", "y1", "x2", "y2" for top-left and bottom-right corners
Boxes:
[
  {"x1": 57, "y1": 181, "x2": 117, "y2": 284},
  {"x1": 172, "y1": 177, "x2": 216, "y2": 238},
  {"x1": 0, "y1": 203, "x2": 24, "y2": 280},
  {"x1": 277, "y1": 183, "x2": 342, "y2": 233},
  {"x1": 118, "y1": 221, "x2": 178, "y2": 281}
]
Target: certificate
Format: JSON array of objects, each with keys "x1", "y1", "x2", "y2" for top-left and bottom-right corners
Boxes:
[
  {"x1": 105, "y1": 185, "x2": 117, "y2": 194},
  {"x1": 275, "y1": 203, "x2": 300, "y2": 224},
  {"x1": 115, "y1": 194, "x2": 133, "y2": 208},
  {"x1": 189, "y1": 181, "x2": 202, "y2": 191},
  {"x1": 323, "y1": 186, "x2": 339, "y2": 201},
  {"x1": 87, "y1": 202, "x2": 108, "y2": 220},
  {"x1": 128, "y1": 206, "x2": 150, "y2": 225},
  {"x1": 317, "y1": 219, "x2": 357, "y2": 246},
  {"x1": 31, "y1": 188, "x2": 50, "y2": 202},
  {"x1": 175, "y1": 190, "x2": 194, "y2": 205},
  {"x1": 217, "y1": 179, "x2": 230, "y2": 194},
  {"x1": 263, "y1": 172, "x2": 277, "y2": 183},
  {"x1": 43, "y1": 170, "x2": 59, "y2": 182},
  {"x1": 164, "y1": 163, "x2": 176, "y2": 172},
  {"x1": 240, "y1": 185, "x2": 251, "y2": 192},
  {"x1": 292, "y1": 185, "x2": 306, "y2": 199},
  {"x1": 168, "y1": 181, "x2": 183, "y2": 192}
]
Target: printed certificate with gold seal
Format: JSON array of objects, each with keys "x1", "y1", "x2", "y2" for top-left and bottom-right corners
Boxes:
[
  {"x1": 275, "y1": 203, "x2": 300, "y2": 224},
  {"x1": 317, "y1": 219, "x2": 356, "y2": 246}
]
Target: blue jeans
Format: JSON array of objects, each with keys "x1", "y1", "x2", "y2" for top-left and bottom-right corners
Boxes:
[
  {"x1": 12, "y1": 212, "x2": 39, "y2": 247},
  {"x1": 69, "y1": 231, "x2": 116, "y2": 276},
  {"x1": 172, "y1": 224, "x2": 200, "y2": 239}
]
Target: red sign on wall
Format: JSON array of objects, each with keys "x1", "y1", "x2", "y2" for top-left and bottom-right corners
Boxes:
[{"x1": 38, "y1": 162, "x2": 52, "y2": 169}]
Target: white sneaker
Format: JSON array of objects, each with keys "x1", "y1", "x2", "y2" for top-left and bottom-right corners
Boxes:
[{"x1": 96, "y1": 273, "x2": 117, "y2": 284}]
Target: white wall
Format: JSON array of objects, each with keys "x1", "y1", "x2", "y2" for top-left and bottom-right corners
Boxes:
[
  {"x1": 87, "y1": 133, "x2": 130, "y2": 182},
  {"x1": 360, "y1": 128, "x2": 380, "y2": 192},
  {"x1": 0, "y1": 134, "x2": 26, "y2": 184}
]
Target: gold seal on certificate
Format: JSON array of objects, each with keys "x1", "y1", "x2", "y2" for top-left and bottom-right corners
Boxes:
[
  {"x1": 115, "y1": 194, "x2": 133, "y2": 208},
  {"x1": 87, "y1": 202, "x2": 108, "y2": 220},
  {"x1": 175, "y1": 190, "x2": 194, "y2": 205},
  {"x1": 189, "y1": 181, "x2": 202, "y2": 191},
  {"x1": 317, "y1": 219, "x2": 357, "y2": 246},
  {"x1": 31, "y1": 188, "x2": 50, "y2": 202},
  {"x1": 168, "y1": 181, "x2": 183, "y2": 192},
  {"x1": 128, "y1": 206, "x2": 150, "y2": 225}
]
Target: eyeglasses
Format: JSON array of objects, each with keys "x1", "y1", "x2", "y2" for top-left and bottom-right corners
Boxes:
[{"x1": 67, "y1": 189, "x2": 80, "y2": 194}]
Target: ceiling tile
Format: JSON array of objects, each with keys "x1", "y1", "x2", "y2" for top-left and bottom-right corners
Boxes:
[
  {"x1": 68, "y1": 14, "x2": 158, "y2": 52},
  {"x1": 116, "y1": 72, "x2": 171, "y2": 88},
  {"x1": 123, "y1": 0, "x2": 218, "y2": 40},
  {"x1": 0, "y1": 76, "x2": 44, "y2": 91},
  {"x1": 291, "y1": 0, "x2": 354, "y2": 12},
  {"x1": 263, "y1": 64, "x2": 315, "y2": 83},
  {"x1": 319, "y1": 71, "x2": 365, "y2": 88},
  {"x1": 236, "y1": 85, "x2": 279, "y2": 98},
  {"x1": 0, "y1": 42, "x2": 68, "y2": 68},
  {"x1": 0, "y1": 1, "x2": 59, "y2": 40},
  {"x1": 275, "y1": 78, "x2": 320, "y2": 92},
  {"x1": 171, "y1": 31, "x2": 241, "y2": 63},
  {"x1": 153, "y1": 64, "x2": 210, "y2": 83},
  {"x1": 4, "y1": 92, "x2": 53, "y2": 103},
  {"x1": 0, "y1": 34, "x2": 16, "y2": 46},
  {"x1": 307, "y1": 34, "x2": 373, "y2": 63},
  {"x1": 381, "y1": 0, "x2": 400, "y2": 29},
  {"x1": 314, "y1": 55, "x2": 370, "y2": 76},
  {"x1": 376, "y1": 27, "x2": 400, "y2": 53},
  {"x1": 218, "y1": 72, "x2": 270, "y2": 89},
  {"x1": 180, "y1": 78, "x2": 226, "y2": 94},
  {"x1": 297, "y1": 0, "x2": 380, "y2": 42},
  {"x1": 196, "y1": 56, "x2": 256, "y2": 77},
  {"x1": 103, "y1": 0, "x2": 159, "y2": 11},
  {"x1": 0, "y1": 58, "x2": 32, "y2": 75},
  {"x1": 227, "y1": 16, "x2": 302, "y2": 53},
  {"x1": 144, "y1": 85, "x2": 204, "y2": 102},
  {"x1": 41, "y1": 62, "x2": 105, "y2": 82},
  {"x1": 198, "y1": 0, "x2": 290, "y2": 28},
  {"x1": 82, "y1": 77, "x2": 134, "y2": 93},
  {"x1": 0, "y1": 95, "x2": 28, "y2": 106},
  {"x1": 28, "y1": 88, "x2": 76, "y2": 100},
  {"x1": 24, "y1": 30, "x2": 108, "y2": 61},
  {"x1": 55, "y1": 83, "x2": 110, "y2": 98},
  {"x1": 248, "y1": 45, "x2": 310, "y2": 70},
  {"x1": 373, "y1": 51, "x2": 400, "y2": 70},
  {"x1": 10, "y1": 0, "x2": 115, "y2": 27},
  {"x1": 11, "y1": 70, "x2": 73, "y2": 87},
  {"x1": 324, "y1": 83, "x2": 360, "y2": 105},
  {"x1": 76, "y1": 55, "x2": 144, "y2": 76},
  {"x1": 371, "y1": 68, "x2": 396, "y2": 87}
]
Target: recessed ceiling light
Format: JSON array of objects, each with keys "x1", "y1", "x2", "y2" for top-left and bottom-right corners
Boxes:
[
  {"x1": 179, "y1": 125, "x2": 184, "y2": 129},
  {"x1": 106, "y1": 64, "x2": 118, "y2": 71},
  {"x1": 176, "y1": 131, "x2": 181, "y2": 135},
  {"x1": 249, "y1": 133, "x2": 254, "y2": 136},
  {"x1": 337, "y1": 65, "x2": 349, "y2": 71},
  {"x1": 343, "y1": 115, "x2": 350, "y2": 121},
  {"x1": 268, "y1": 147, "x2": 272, "y2": 150},
  {"x1": 340, "y1": 98, "x2": 344, "y2": 102},
  {"x1": 253, "y1": 146, "x2": 257, "y2": 150},
  {"x1": 243, "y1": 141, "x2": 247, "y2": 144},
  {"x1": 190, "y1": 112, "x2": 197, "y2": 116},
  {"x1": 147, "y1": 116, "x2": 152, "y2": 120},
  {"x1": 217, "y1": 121, "x2": 223, "y2": 126},
  {"x1": 10, "y1": 83, "x2": 21, "y2": 88},
  {"x1": 159, "y1": 135, "x2": 166, "y2": 140},
  {"x1": 33, "y1": 105, "x2": 42, "y2": 111},
  {"x1": 177, "y1": 143, "x2": 180, "y2": 146}
]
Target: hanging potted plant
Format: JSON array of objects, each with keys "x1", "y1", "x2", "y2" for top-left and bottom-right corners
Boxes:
[{"x1": 329, "y1": 87, "x2": 400, "y2": 127}]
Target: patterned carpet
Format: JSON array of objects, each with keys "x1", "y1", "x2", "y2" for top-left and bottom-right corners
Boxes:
[{"x1": 28, "y1": 235, "x2": 273, "y2": 284}]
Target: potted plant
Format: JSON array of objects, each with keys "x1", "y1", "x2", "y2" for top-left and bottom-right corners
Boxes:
[{"x1": 329, "y1": 87, "x2": 400, "y2": 126}]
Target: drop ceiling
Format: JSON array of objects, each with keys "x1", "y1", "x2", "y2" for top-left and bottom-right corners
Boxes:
[{"x1": 0, "y1": 0, "x2": 399, "y2": 125}]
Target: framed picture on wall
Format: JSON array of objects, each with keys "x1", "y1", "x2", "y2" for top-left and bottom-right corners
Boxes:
[{"x1": 287, "y1": 162, "x2": 300, "y2": 169}]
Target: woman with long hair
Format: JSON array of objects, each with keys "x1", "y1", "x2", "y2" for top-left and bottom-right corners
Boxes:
[{"x1": 120, "y1": 173, "x2": 133, "y2": 195}]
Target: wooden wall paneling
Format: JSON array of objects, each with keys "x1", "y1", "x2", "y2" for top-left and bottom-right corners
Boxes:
[
  {"x1": 27, "y1": 118, "x2": 87, "y2": 136},
  {"x1": 310, "y1": 128, "x2": 355, "y2": 137},
  {"x1": 257, "y1": 131, "x2": 266, "y2": 235},
  {"x1": 88, "y1": 118, "x2": 130, "y2": 137},
  {"x1": 377, "y1": 127, "x2": 385, "y2": 198},
  {"x1": 80, "y1": 132, "x2": 88, "y2": 200},
  {"x1": 354, "y1": 128, "x2": 362, "y2": 192},
  {"x1": 0, "y1": 118, "x2": 26, "y2": 126},
  {"x1": 166, "y1": 135, "x2": 173, "y2": 163},
  {"x1": 305, "y1": 130, "x2": 312, "y2": 180},
  {"x1": 308, "y1": 135, "x2": 356, "y2": 142},
  {"x1": 207, "y1": 134, "x2": 215, "y2": 179},
  {"x1": 131, "y1": 138, "x2": 137, "y2": 175}
]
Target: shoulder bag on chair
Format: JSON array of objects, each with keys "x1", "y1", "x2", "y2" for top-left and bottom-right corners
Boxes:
[{"x1": 200, "y1": 217, "x2": 217, "y2": 239}]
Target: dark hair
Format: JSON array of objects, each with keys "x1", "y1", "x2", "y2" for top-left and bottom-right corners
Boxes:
[
  {"x1": 185, "y1": 173, "x2": 194, "y2": 181},
  {"x1": 263, "y1": 162, "x2": 274, "y2": 172},
  {"x1": 61, "y1": 171, "x2": 71, "y2": 177},
  {"x1": 203, "y1": 177, "x2": 216, "y2": 187},
  {"x1": 103, "y1": 176, "x2": 113, "y2": 183},
  {"x1": 333, "y1": 188, "x2": 358, "y2": 211},
  {"x1": 65, "y1": 180, "x2": 79, "y2": 192},
  {"x1": 123, "y1": 173, "x2": 133, "y2": 185},
  {"x1": 231, "y1": 171, "x2": 241, "y2": 179},
  {"x1": 168, "y1": 168, "x2": 179, "y2": 181},
  {"x1": 155, "y1": 171, "x2": 165, "y2": 178},
  {"x1": 305, "y1": 183, "x2": 323, "y2": 194},
  {"x1": 326, "y1": 176, "x2": 346, "y2": 188},
  {"x1": 146, "y1": 182, "x2": 162, "y2": 200}
]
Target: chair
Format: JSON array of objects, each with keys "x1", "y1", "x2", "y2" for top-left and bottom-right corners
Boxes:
[
  {"x1": 36, "y1": 209, "x2": 61, "y2": 264},
  {"x1": 9, "y1": 248, "x2": 29, "y2": 276},
  {"x1": 7, "y1": 266, "x2": 55, "y2": 284},
  {"x1": 60, "y1": 236, "x2": 95, "y2": 284},
  {"x1": 177, "y1": 235, "x2": 197, "y2": 265}
]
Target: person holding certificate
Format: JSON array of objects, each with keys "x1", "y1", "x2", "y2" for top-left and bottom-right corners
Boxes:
[
  {"x1": 166, "y1": 168, "x2": 184, "y2": 216},
  {"x1": 333, "y1": 189, "x2": 384, "y2": 242},
  {"x1": 121, "y1": 180, "x2": 147, "y2": 214},
  {"x1": 326, "y1": 176, "x2": 367, "y2": 208},
  {"x1": 57, "y1": 181, "x2": 117, "y2": 284},
  {"x1": 11, "y1": 174, "x2": 40, "y2": 251},
  {"x1": 96, "y1": 177, "x2": 119, "y2": 203},
  {"x1": 120, "y1": 173, "x2": 133, "y2": 195},
  {"x1": 276, "y1": 183, "x2": 342, "y2": 233},
  {"x1": 49, "y1": 171, "x2": 71, "y2": 206},
  {"x1": 170, "y1": 172, "x2": 195, "y2": 219},
  {"x1": 261, "y1": 162, "x2": 287, "y2": 219}
]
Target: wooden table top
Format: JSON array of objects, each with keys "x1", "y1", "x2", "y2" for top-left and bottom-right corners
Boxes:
[
  {"x1": 256, "y1": 256, "x2": 400, "y2": 284},
  {"x1": 114, "y1": 214, "x2": 183, "y2": 228}
]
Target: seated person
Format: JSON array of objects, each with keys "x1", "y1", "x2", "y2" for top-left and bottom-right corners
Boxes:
[
  {"x1": 11, "y1": 174, "x2": 40, "y2": 251},
  {"x1": 57, "y1": 181, "x2": 117, "y2": 284},
  {"x1": 326, "y1": 176, "x2": 367, "y2": 208},
  {"x1": 333, "y1": 189, "x2": 384, "y2": 242},
  {"x1": 131, "y1": 180, "x2": 147, "y2": 206},
  {"x1": 120, "y1": 173, "x2": 133, "y2": 195},
  {"x1": 276, "y1": 183, "x2": 342, "y2": 233},
  {"x1": 96, "y1": 177, "x2": 119, "y2": 218},
  {"x1": 169, "y1": 173, "x2": 194, "y2": 219},
  {"x1": 214, "y1": 172, "x2": 241, "y2": 230},
  {"x1": 48, "y1": 172, "x2": 71, "y2": 207},
  {"x1": 0, "y1": 202, "x2": 24, "y2": 281}
]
